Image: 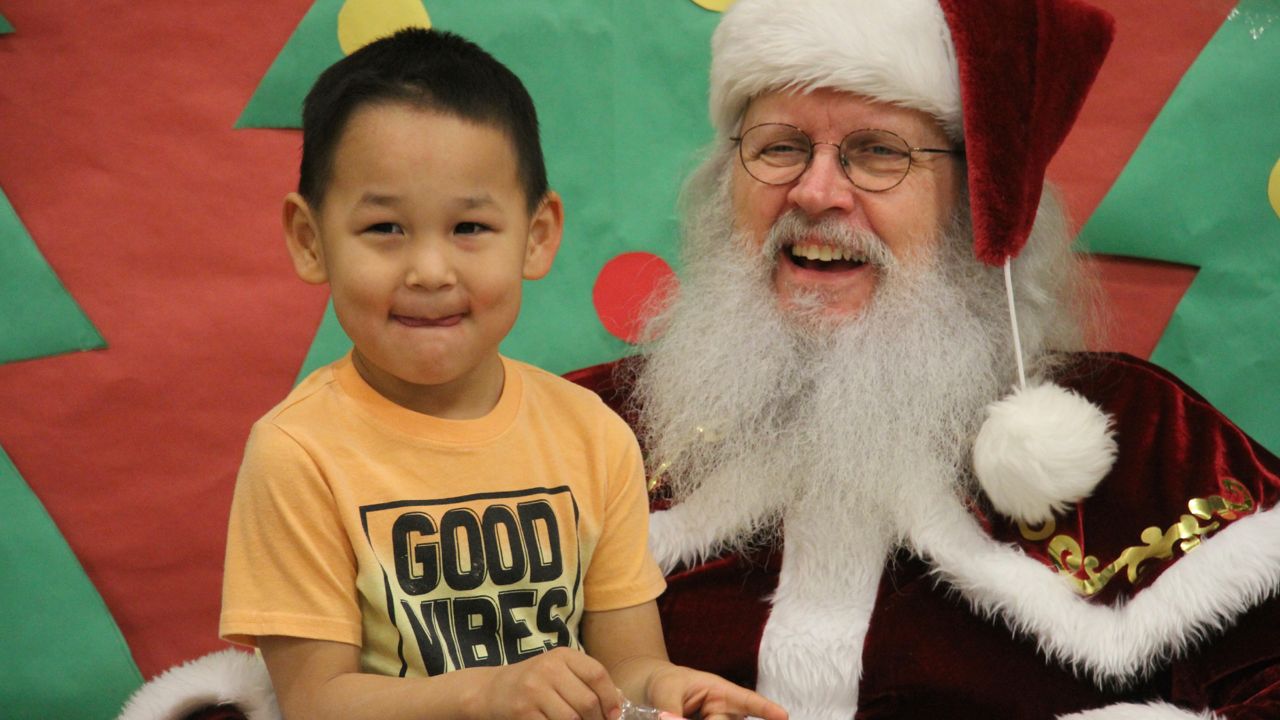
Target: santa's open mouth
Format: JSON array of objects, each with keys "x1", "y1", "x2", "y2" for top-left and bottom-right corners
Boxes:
[{"x1": 784, "y1": 243, "x2": 869, "y2": 272}]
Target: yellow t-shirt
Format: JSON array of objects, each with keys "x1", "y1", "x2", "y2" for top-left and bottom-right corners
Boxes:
[{"x1": 220, "y1": 354, "x2": 665, "y2": 677}]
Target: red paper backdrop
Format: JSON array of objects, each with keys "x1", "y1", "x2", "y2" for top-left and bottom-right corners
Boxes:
[{"x1": 0, "y1": 0, "x2": 1233, "y2": 678}]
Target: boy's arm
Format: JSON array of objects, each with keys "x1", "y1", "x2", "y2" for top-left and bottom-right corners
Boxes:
[
  {"x1": 581, "y1": 603, "x2": 788, "y2": 720},
  {"x1": 259, "y1": 636, "x2": 622, "y2": 720}
]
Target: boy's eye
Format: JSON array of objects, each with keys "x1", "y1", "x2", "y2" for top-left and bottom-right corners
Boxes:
[
  {"x1": 455, "y1": 222, "x2": 492, "y2": 235},
  {"x1": 365, "y1": 222, "x2": 405, "y2": 235}
]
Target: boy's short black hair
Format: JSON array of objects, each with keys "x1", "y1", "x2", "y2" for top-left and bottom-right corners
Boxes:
[{"x1": 299, "y1": 27, "x2": 548, "y2": 212}]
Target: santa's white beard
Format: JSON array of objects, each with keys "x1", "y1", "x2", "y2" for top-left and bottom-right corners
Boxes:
[
  {"x1": 636, "y1": 184, "x2": 1014, "y2": 563},
  {"x1": 635, "y1": 180, "x2": 1015, "y2": 716}
]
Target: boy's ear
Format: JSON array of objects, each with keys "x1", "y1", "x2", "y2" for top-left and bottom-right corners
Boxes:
[
  {"x1": 522, "y1": 191, "x2": 564, "y2": 281},
  {"x1": 283, "y1": 192, "x2": 329, "y2": 285}
]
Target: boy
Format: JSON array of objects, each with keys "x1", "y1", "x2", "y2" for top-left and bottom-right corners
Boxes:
[{"x1": 219, "y1": 27, "x2": 787, "y2": 720}]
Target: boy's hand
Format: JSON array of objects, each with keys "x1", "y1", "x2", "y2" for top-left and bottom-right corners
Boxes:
[
  {"x1": 478, "y1": 647, "x2": 624, "y2": 720},
  {"x1": 646, "y1": 665, "x2": 788, "y2": 720}
]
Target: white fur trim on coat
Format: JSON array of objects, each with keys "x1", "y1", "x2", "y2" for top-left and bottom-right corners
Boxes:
[
  {"x1": 755, "y1": 516, "x2": 888, "y2": 720},
  {"x1": 972, "y1": 383, "x2": 1117, "y2": 524},
  {"x1": 909, "y1": 494, "x2": 1280, "y2": 685},
  {"x1": 1057, "y1": 701, "x2": 1220, "y2": 720},
  {"x1": 116, "y1": 648, "x2": 279, "y2": 720},
  {"x1": 709, "y1": 0, "x2": 961, "y2": 138}
]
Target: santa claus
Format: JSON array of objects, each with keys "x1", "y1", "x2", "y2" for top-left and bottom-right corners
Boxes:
[{"x1": 618, "y1": 0, "x2": 1280, "y2": 718}]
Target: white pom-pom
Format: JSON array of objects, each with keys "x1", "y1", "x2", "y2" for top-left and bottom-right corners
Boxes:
[{"x1": 972, "y1": 382, "x2": 1117, "y2": 524}]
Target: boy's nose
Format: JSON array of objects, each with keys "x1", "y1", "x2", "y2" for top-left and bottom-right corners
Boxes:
[{"x1": 404, "y1": 243, "x2": 456, "y2": 289}]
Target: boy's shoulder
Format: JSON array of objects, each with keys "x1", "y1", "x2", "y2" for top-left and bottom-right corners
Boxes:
[
  {"x1": 254, "y1": 359, "x2": 346, "y2": 429},
  {"x1": 509, "y1": 356, "x2": 606, "y2": 404},
  {"x1": 507, "y1": 357, "x2": 630, "y2": 429}
]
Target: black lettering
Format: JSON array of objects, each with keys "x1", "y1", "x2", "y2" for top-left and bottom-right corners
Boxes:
[
  {"x1": 392, "y1": 512, "x2": 439, "y2": 595},
  {"x1": 535, "y1": 586, "x2": 572, "y2": 650},
  {"x1": 518, "y1": 501, "x2": 562, "y2": 582},
  {"x1": 401, "y1": 598, "x2": 454, "y2": 675},
  {"x1": 483, "y1": 505, "x2": 527, "y2": 586},
  {"x1": 432, "y1": 597, "x2": 462, "y2": 670},
  {"x1": 453, "y1": 596, "x2": 502, "y2": 667},
  {"x1": 497, "y1": 590, "x2": 540, "y2": 663},
  {"x1": 441, "y1": 508, "x2": 485, "y2": 591}
]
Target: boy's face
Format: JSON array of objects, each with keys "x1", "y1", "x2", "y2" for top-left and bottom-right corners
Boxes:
[{"x1": 284, "y1": 103, "x2": 561, "y2": 416}]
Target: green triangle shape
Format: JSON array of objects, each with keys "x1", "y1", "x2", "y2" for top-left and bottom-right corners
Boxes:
[
  {"x1": 295, "y1": 298, "x2": 351, "y2": 383},
  {"x1": 0, "y1": 13, "x2": 14, "y2": 34},
  {"x1": 237, "y1": 0, "x2": 364, "y2": 129},
  {"x1": 0, "y1": 445, "x2": 143, "y2": 719},
  {"x1": 0, "y1": 188, "x2": 106, "y2": 364},
  {"x1": 1078, "y1": 0, "x2": 1280, "y2": 454},
  {"x1": 279, "y1": 1, "x2": 722, "y2": 379}
]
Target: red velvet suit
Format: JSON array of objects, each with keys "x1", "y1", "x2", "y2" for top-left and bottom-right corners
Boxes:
[{"x1": 567, "y1": 352, "x2": 1280, "y2": 719}]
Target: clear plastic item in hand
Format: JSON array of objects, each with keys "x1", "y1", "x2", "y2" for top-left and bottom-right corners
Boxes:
[{"x1": 618, "y1": 695, "x2": 665, "y2": 720}]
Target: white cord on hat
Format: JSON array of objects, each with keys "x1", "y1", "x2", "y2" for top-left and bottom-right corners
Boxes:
[{"x1": 1003, "y1": 258, "x2": 1027, "y2": 390}]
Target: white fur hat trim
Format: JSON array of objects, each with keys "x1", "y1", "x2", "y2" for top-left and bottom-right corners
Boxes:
[
  {"x1": 116, "y1": 648, "x2": 280, "y2": 720},
  {"x1": 973, "y1": 382, "x2": 1117, "y2": 524},
  {"x1": 709, "y1": 0, "x2": 962, "y2": 138}
]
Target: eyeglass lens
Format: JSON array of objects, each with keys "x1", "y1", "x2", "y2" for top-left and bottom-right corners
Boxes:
[{"x1": 737, "y1": 124, "x2": 915, "y2": 191}]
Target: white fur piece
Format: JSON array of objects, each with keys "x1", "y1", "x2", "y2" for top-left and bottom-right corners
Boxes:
[
  {"x1": 1057, "y1": 701, "x2": 1220, "y2": 720},
  {"x1": 756, "y1": 519, "x2": 887, "y2": 720},
  {"x1": 709, "y1": 0, "x2": 961, "y2": 138},
  {"x1": 908, "y1": 492, "x2": 1280, "y2": 685},
  {"x1": 648, "y1": 507, "x2": 696, "y2": 574},
  {"x1": 117, "y1": 648, "x2": 280, "y2": 720},
  {"x1": 648, "y1": 468, "x2": 787, "y2": 573},
  {"x1": 973, "y1": 383, "x2": 1117, "y2": 524},
  {"x1": 648, "y1": 503, "x2": 742, "y2": 574}
]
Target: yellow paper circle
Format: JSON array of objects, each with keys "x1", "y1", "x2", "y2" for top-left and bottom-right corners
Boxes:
[
  {"x1": 1269, "y1": 156, "x2": 1280, "y2": 221},
  {"x1": 337, "y1": 0, "x2": 432, "y2": 56},
  {"x1": 690, "y1": 0, "x2": 738, "y2": 12}
]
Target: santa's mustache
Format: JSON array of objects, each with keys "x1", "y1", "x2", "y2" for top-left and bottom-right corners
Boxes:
[{"x1": 761, "y1": 210, "x2": 897, "y2": 270}]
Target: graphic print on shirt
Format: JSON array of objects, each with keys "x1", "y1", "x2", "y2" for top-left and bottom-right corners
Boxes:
[{"x1": 361, "y1": 486, "x2": 582, "y2": 676}]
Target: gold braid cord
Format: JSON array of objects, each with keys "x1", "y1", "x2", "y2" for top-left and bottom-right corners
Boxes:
[
  {"x1": 646, "y1": 426, "x2": 720, "y2": 494},
  {"x1": 1017, "y1": 478, "x2": 1257, "y2": 597}
]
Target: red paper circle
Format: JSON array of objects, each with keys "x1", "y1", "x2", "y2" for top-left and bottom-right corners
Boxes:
[{"x1": 592, "y1": 252, "x2": 677, "y2": 343}]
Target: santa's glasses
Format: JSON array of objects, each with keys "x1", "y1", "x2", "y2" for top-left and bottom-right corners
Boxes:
[{"x1": 732, "y1": 123, "x2": 963, "y2": 192}]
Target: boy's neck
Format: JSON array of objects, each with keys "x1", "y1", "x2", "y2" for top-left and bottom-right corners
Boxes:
[{"x1": 350, "y1": 350, "x2": 506, "y2": 420}]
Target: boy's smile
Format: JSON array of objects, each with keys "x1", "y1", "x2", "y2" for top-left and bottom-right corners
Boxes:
[{"x1": 284, "y1": 103, "x2": 561, "y2": 418}]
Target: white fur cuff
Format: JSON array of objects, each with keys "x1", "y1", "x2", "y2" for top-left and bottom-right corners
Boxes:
[{"x1": 116, "y1": 648, "x2": 279, "y2": 720}]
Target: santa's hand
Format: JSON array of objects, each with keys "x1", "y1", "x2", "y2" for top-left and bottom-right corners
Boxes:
[{"x1": 646, "y1": 665, "x2": 788, "y2": 720}]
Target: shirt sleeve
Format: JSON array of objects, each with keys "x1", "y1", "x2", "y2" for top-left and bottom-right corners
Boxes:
[
  {"x1": 220, "y1": 421, "x2": 363, "y2": 648},
  {"x1": 582, "y1": 413, "x2": 667, "y2": 611}
]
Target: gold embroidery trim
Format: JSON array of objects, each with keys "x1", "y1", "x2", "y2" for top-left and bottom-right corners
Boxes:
[{"x1": 1017, "y1": 478, "x2": 1257, "y2": 596}]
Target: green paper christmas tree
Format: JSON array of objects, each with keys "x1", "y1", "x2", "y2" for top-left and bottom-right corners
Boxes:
[
  {"x1": 1079, "y1": 0, "x2": 1280, "y2": 454},
  {"x1": 1, "y1": 34, "x2": 136, "y2": 718}
]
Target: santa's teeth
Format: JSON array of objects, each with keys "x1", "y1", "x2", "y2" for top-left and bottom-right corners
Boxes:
[
  {"x1": 788, "y1": 244, "x2": 869, "y2": 264},
  {"x1": 790, "y1": 244, "x2": 822, "y2": 260}
]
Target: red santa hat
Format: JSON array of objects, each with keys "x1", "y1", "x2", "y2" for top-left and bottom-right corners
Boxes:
[
  {"x1": 710, "y1": 0, "x2": 1114, "y2": 265},
  {"x1": 709, "y1": 0, "x2": 1120, "y2": 523}
]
